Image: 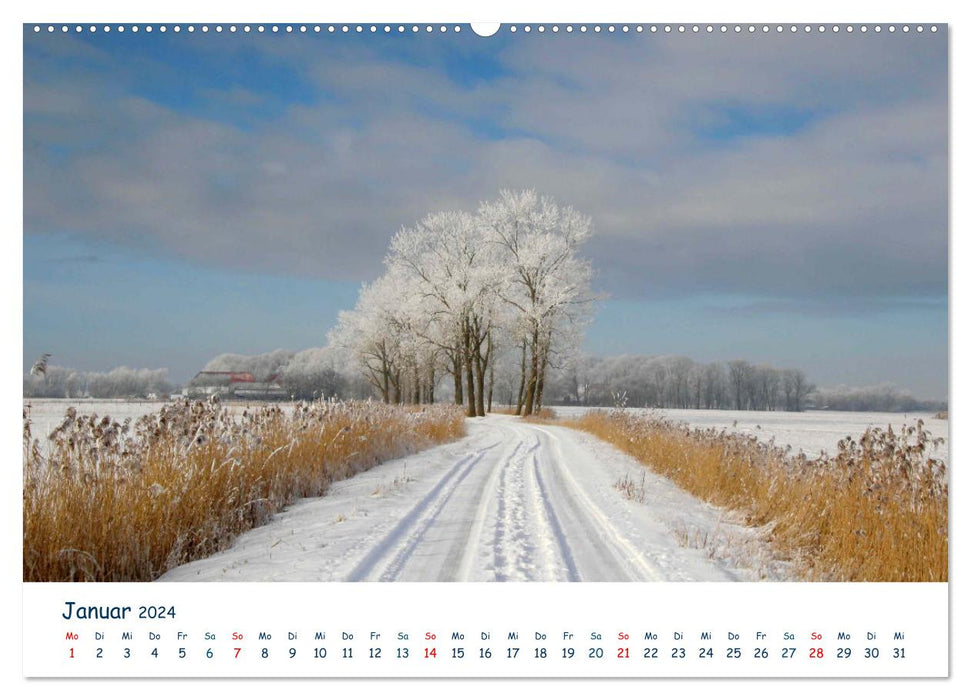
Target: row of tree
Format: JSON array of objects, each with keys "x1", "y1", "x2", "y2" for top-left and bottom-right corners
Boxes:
[
  {"x1": 23, "y1": 365, "x2": 173, "y2": 399},
  {"x1": 810, "y1": 384, "x2": 946, "y2": 413},
  {"x1": 329, "y1": 190, "x2": 594, "y2": 417},
  {"x1": 538, "y1": 356, "x2": 815, "y2": 411},
  {"x1": 24, "y1": 351, "x2": 943, "y2": 414}
]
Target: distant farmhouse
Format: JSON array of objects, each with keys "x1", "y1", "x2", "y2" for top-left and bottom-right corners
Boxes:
[{"x1": 185, "y1": 370, "x2": 288, "y2": 400}]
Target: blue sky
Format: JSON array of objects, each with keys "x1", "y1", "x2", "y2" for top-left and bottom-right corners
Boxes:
[{"x1": 23, "y1": 25, "x2": 948, "y2": 396}]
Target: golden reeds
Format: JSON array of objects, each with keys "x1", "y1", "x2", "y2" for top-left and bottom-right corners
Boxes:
[
  {"x1": 565, "y1": 410, "x2": 947, "y2": 582},
  {"x1": 23, "y1": 398, "x2": 465, "y2": 582}
]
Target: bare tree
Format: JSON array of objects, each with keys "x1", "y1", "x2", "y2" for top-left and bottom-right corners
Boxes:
[{"x1": 727, "y1": 360, "x2": 752, "y2": 410}]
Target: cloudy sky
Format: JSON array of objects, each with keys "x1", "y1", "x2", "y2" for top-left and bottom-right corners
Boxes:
[{"x1": 23, "y1": 25, "x2": 947, "y2": 397}]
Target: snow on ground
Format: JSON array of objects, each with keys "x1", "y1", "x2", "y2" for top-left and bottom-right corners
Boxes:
[
  {"x1": 24, "y1": 398, "x2": 171, "y2": 442},
  {"x1": 160, "y1": 415, "x2": 784, "y2": 583},
  {"x1": 554, "y1": 406, "x2": 949, "y2": 464}
]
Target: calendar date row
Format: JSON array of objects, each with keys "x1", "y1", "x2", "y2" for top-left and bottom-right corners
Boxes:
[{"x1": 66, "y1": 644, "x2": 908, "y2": 661}]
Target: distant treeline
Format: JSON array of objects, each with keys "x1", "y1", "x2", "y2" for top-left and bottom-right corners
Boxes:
[
  {"x1": 539, "y1": 356, "x2": 815, "y2": 411},
  {"x1": 538, "y1": 356, "x2": 944, "y2": 413},
  {"x1": 23, "y1": 365, "x2": 173, "y2": 399},
  {"x1": 810, "y1": 384, "x2": 946, "y2": 413},
  {"x1": 24, "y1": 352, "x2": 945, "y2": 414}
]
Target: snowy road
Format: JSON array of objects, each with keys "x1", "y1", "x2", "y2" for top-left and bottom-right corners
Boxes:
[{"x1": 160, "y1": 415, "x2": 777, "y2": 582}]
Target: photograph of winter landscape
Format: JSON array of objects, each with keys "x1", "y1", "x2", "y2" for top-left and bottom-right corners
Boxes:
[{"x1": 23, "y1": 25, "x2": 947, "y2": 584}]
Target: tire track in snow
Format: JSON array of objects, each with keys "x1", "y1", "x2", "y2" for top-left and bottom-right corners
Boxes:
[
  {"x1": 159, "y1": 415, "x2": 750, "y2": 583},
  {"x1": 490, "y1": 439, "x2": 524, "y2": 581},
  {"x1": 493, "y1": 433, "x2": 551, "y2": 581},
  {"x1": 445, "y1": 434, "x2": 528, "y2": 581},
  {"x1": 346, "y1": 441, "x2": 498, "y2": 581},
  {"x1": 528, "y1": 424, "x2": 664, "y2": 582},
  {"x1": 531, "y1": 454, "x2": 581, "y2": 582}
]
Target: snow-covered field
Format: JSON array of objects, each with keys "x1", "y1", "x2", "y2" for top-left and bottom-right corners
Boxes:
[
  {"x1": 25, "y1": 398, "x2": 172, "y2": 441},
  {"x1": 554, "y1": 406, "x2": 949, "y2": 464},
  {"x1": 160, "y1": 414, "x2": 783, "y2": 583}
]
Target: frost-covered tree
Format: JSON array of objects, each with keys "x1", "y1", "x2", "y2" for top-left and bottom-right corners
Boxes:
[
  {"x1": 782, "y1": 369, "x2": 813, "y2": 411},
  {"x1": 280, "y1": 347, "x2": 346, "y2": 400},
  {"x1": 23, "y1": 365, "x2": 172, "y2": 398},
  {"x1": 327, "y1": 190, "x2": 594, "y2": 417},
  {"x1": 203, "y1": 349, "x2": 294, "y2": 381},
  {"x1": 479, "y1": 190, "x2": 594, "y2": 416},
  {"x1": 387, "y1": 211, "x2": 503, "y2": 416},
  {"x1": 702, "y1": 362, "x2": 727, "y2": 409},
  {"x1": 330, "y1": 271, "x2": 411, "y2": 403},
  {"x1": 23, "y1": 365, "x2": 82, "y2": 398},
  {"x1": 809, "y1": 383, "x2": 942, "y2": 412},
  {"x1": 537, "y1": 355, "x2": 821, "y2": 412},
  {"x1": 727, "y1": 360, "x2": 752, "y2": 410}
]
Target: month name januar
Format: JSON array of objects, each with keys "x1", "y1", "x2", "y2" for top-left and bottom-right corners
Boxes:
[{"x1": 62, "y1": 602, "x2": 131, "y2": 620}]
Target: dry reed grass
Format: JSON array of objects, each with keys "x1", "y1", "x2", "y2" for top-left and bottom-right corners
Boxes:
[
  {"x1": 519, "y1": 407, "x2": 558, "y2": 421},
  {"x1": 565, "y1": 410, "x2": 947, "y2": 582},
  {"x1": 23, "y1": 398, "x2": 465, "y2": 581},
  {"x1": 489, "y1": 406, "x2": 519, "y2": 415}
]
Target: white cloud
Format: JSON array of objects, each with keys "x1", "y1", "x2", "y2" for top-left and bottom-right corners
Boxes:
[{"x1": 23, "y1": 30, "x2": 947, "y2": 305}]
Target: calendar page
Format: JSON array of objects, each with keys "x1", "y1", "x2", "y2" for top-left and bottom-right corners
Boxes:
[{"x1": 16, "y1": 0, "x2": 956, "y2": 692}]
